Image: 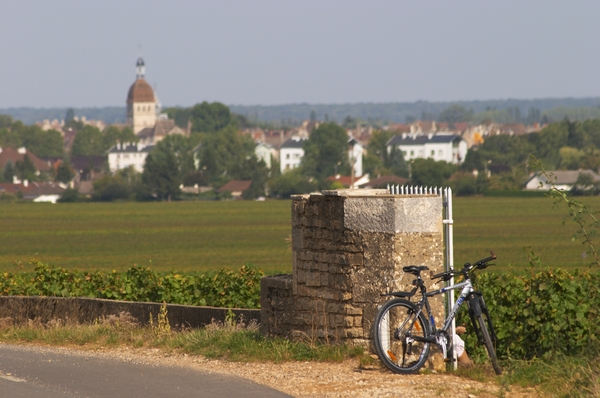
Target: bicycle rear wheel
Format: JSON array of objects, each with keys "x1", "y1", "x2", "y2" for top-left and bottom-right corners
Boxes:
[
  {"x1": 373, "y1": 299, "x2": 431, "y2": 374},
  {"x1": 476, "y1": 314, "x2": 502, "y2": 375}
]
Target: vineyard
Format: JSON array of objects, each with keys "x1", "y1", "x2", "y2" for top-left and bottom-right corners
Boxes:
[{"x1": 2, "y1": 196, "x2": 600, "y2": 273}]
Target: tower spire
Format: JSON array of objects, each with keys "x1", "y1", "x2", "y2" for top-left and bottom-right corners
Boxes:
[{"x1": 136, "y1": 56, "x2": 145, "y2": 79}]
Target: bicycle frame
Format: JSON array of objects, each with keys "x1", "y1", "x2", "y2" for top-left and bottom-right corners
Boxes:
[
  {"x1": 426, "y1": 279, "x2": 473, "y2": 333},
  {"x1": 409, "y1": 277, "x2": 497, "y2": 349}
]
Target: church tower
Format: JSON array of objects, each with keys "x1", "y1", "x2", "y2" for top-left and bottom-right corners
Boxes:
[{"x1": 126, "y1": 57, "x2": 157, "y2": 134}]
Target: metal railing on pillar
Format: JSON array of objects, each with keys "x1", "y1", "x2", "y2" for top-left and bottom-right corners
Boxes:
[{"x1": 388, "y1": 184, "x2": 457, "y2": 370}]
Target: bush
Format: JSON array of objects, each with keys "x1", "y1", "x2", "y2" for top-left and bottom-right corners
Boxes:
[
  {"x1": 457, "y1": 266, "x2": 600, "y2": 362},
  {"x1": 57, "y1": 188, "x2": 82, "y2": 203},
  {"x1": 1, "y1": 261, "x2": 263, "y2": 309}
]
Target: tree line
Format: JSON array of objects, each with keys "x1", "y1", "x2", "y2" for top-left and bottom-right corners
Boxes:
[{"x1": 3, "y1": 105, "x2": 600, "y2": 201}]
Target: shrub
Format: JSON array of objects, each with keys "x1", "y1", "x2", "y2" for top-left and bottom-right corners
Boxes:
[
  {"x1": 1, "y1": 261, "x2": 264, "y2": 309},
  {"x1": 457, "y1": 266, "x2": 600, "y2": 361}
]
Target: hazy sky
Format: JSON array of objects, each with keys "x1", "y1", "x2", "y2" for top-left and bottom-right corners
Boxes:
[{"x1": 1, "y1": 1, "x2": 599, "y2": 108}]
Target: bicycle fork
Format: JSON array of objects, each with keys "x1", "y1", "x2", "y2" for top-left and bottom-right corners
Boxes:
[{"x1": 467, "y1": 292, "x2": 498, "y2": 344}]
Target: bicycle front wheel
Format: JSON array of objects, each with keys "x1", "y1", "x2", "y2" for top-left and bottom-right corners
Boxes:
[
  {"x1": 476, "y1": 314, "x2": 502, "y2": 375},
  {"x1": 373, "y1": 299, "x2": 431, "y2": 374}
]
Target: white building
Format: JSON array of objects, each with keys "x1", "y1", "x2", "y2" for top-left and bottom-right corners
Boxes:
[
  {"x1": 255, "y1": 142, "x2": 273, "y2": 169},
  {"x1": 280, "y1": 136, "x2": 306, "y2": 173},
  {"x1": 279, "y1": 135, "x2": 365, "y2": 175},
  {"x1": 524, "y1": 170, "x2": 600, "y2": 191},
  {"x1": 107, "y1": 142, "x2": 154, "y2": 173},
  {"x1": 348, "y1": 137, "x2": 364, "y2": 177},
  {"x1": 386, "y1": 133, "x2": 468, "y2": 164}
]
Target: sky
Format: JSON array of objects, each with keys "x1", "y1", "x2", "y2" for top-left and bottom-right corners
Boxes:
[{"x1": 1, "y1": 0, "x2": 599, "y2": 108}]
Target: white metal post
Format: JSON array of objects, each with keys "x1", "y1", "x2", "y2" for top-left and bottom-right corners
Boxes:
[{"x1": 443, "y1": 187, "x2": 457, "y2": 369}]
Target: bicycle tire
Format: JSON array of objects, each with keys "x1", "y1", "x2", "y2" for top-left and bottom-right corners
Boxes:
[
  {"x1": 476, "y1": 314, "x2": 502, "y2": 375},
  {"x1": 373, "y1": 298, "x2": 431, "y2": 374}
]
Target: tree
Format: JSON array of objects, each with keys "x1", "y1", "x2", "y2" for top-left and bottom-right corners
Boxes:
[
  {"x1": 102, "y1": 126, "x2": 137, "y2": 150},
  {"x1": 29, "y1": 128, "x2": 64, "y2": 158},
  {"x1": 58, "y1": 188, "x2": 82, "y2": 203},
  {"x1": 301, "y1": 122, "x2": 349, "y2": 180},
  {"x1": 0, "y1": 127, "x2": 22, "y2": 148},
  {"x1": 342, "y1": 116, "x2": 357, "y2": 129},
  {"x1": 268, "y1": 169, "x2": 317, "y2": 198},
  {"x1": 16, "y1": 154, "x2": 37, "y2": 181},
  {"x1": 0, "y1": 114, "x2": 13, "y2": 129},
  {"x1": 141, "y1": 135, "x2": 195, "y2": 201},
  {"x1": 410, "y1": 158, "x2": 456, "y2": 187},
  {"x1": 238, "y1": 158, "x2": 270, "y2": 200},
  {"x1": 71, "y1": 125, "x2": 104, "y2": 156},
  {"x1": 65, "y1": 108, "x2": 75, "y2": 123},
  {"x1": 2, "y1": 160, "x2": 15, "y2": 182},
  {"x1": 6, "y1": 124, "x2": 64, "y2": 158},
  {"x1": 197, "y1": 126, "x2": 255, "y2": 185},
  {"x1": 92, "y1": 175, "x2": 132, "y2": 202},
  {"x1": 449, "y1": 172, "x2": 488, "y2": 196},
  {"x1": 164, "y1": 107, "x2": 192, "y2": 129},
  {"x1": 364, "y1": 130, "x2": 393, "y2": 177},
  {"x1": 387, "y1": 146, "x2": 408, "y2": 177},
  {"x1": 190, "y1": 102, "x2": 234, "y2": 134},
  {"x1": 55, "y1": 158, "x2": 75, "y2": 184},
  {"x1": 438, "y1": 105, "x2": 473, "y2": 127},
  {"x1": 559, "y1": 147, "x2": 584, "y2": 170}
]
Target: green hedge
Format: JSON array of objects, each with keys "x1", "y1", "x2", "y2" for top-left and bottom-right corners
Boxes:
[
  {"x1": 3, "y1": 261, "x2": 599, "y2": 361},
  {"x1": 1, "y1": 261, "x2": 263, "y2": 309},
  {"x1": 458, "y1": 268, "x2": 600, "y2": 361}
]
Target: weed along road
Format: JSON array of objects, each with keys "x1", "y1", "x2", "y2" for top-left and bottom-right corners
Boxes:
[{"x1": 0, "y1": 344, "x2": 292, "y2": 398}]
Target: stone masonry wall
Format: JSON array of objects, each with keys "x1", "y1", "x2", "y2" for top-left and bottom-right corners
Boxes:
[{"x1": 261, "y1": 189, "x2": 445, "y2": 347}]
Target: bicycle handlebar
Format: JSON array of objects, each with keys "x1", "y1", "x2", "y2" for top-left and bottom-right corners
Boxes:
[
  {"x1": 430, "y1": 251, "x2": 496, "y2": 280},
  {"x1": 474, "y1": 251, "x2": 496, "y2": 266}
]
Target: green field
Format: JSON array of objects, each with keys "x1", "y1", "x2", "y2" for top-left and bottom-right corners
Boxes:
[
  {"x1": 0, "y1": 201, "x2": 292, "y2": 274},
  {"x1": 0, "y1": 196, "x2": 598, "y2": 273}
]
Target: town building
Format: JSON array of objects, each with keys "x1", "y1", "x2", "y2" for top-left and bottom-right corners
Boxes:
[
  {"x1": 137, "y1": 118, "x2": 187, "y2": 146},
  {"x1": 348, "y1": 137, "x2": 364, "y2": 177},
  {"x1": 386, "y1": 133, "x2": 468, "y2": 164},
  {"x1": 107, "y1": 143, "x2": 154, "y2": 173},
  {"x1": 126, "y1": 57, "x2": 158, "y2": 135},
  {"x1": 524, "y1": 170, "x2": 600, "y2": 191},
  {"x1": 279, "y1": 136, "x2": 306, "y2": 173},
  {"x1": 0, "y1": 147, "x2": 52, "y2": 175},
  {"x1": 255, "y1": 142, "x2": 274, "y2": 169}
]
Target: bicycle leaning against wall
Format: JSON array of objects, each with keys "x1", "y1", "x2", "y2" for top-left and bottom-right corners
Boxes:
[{"x1": 373, "y1": 252, "x2": 502, "y2": 375}]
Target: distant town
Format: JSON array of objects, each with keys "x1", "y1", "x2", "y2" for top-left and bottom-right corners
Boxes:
[{"x1": 1, "y1": 58, "x2": 600, "y2": 203}]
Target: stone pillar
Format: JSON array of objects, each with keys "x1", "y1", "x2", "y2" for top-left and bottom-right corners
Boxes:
[{"x1": 261, "y1": 189, "x2": 445, "y2": 348}]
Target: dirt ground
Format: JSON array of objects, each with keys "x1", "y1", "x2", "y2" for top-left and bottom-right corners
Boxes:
[{"x1": 63, "y1": 346, "x2": 541, "y2": 398}]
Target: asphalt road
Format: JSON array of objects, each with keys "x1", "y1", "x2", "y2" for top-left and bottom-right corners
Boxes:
[{"x1": 0, "y1": 344, "x2": 293, "y2": 398}]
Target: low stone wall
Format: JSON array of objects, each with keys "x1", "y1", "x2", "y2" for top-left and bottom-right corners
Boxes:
[
  {"x1": 0, "y1": 296, "x2": 260, "y2": 328},
  {"x1": 261, "y1": 189, "x2": 445, "y2": 348}
]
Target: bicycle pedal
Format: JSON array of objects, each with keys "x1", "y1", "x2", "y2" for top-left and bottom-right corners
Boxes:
[{"x1": 444, "y1": 358, "x2": 456, "y2": 363}]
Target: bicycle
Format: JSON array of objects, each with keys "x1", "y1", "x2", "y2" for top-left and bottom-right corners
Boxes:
[{"x1": 373, "y1": 252, "x2": 502, "y2": 375}]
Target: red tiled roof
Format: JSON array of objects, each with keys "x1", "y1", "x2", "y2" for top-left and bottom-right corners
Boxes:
[
  {"x1": 218, "y1": 180, "x2": 252, "y2": 193},
  {"x1": 126, "y1": 78, "x2": 155, "y2": 103},
  {"x1": 0, "y1": 147, "x2": 51, "y2": 172},
  {"x1": 0, "y1": 183, "x2": 32, "y2": 195},
  {"x1": 453, "y1": 122, "x2": 469, "y2": 132},
  {"x1": 359, "y1": 175, "x2": 409, "y2": 188}
]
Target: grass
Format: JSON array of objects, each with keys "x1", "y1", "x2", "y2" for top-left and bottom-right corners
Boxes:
[
  {"x1": 0, "y1": 312, "x2": 367, "y2": 364},
  {"x1": 2, "y1": 196, "x2": 600, "y2": 274},
  {"x1": 4, "y1": 314, "x2": 599, "y2": 397},
  {"x1": 0, "y1": 201, "x2": 292, "y2": 274},
  {"x1": 451, "y1": 196, "x2": 600, "y2": 271}
]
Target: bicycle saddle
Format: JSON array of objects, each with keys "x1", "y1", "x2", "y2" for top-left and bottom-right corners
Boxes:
[{"x1": 403, "y1": 265, "x2": 429, "y2": 275}]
